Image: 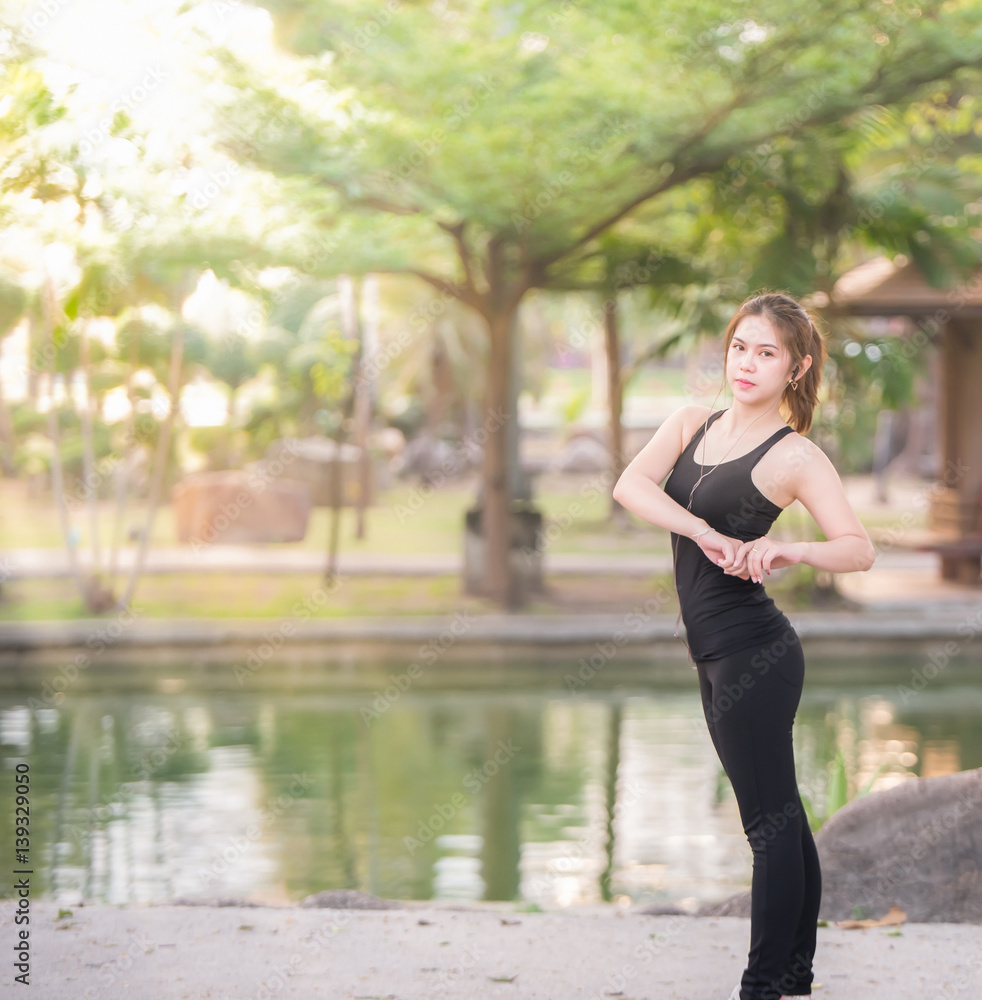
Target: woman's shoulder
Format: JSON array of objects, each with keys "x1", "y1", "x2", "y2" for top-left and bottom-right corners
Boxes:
[
  {"x1": 675, "y1": 404, "x2": 717, "y2": 442},
  {"x1": 765, "y1": 427, "x2": 832, "y2": 491},
  {"x1": 772, "y1": 425, "x2": 823, "y2": 456}
]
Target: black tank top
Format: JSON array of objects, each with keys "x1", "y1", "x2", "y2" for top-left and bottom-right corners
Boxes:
[{"x1": 663, "y1": 408, "x2": 795, "y2": 661}]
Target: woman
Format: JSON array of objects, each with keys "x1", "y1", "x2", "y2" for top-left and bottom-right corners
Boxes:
[{"x1": 612, "y1": 292, "x2": 875, "y2": 1000}]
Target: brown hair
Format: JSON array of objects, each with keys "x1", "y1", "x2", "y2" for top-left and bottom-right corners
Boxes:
[{"x1": 722, "y1": 291, "x2": 827, "y2": 434}]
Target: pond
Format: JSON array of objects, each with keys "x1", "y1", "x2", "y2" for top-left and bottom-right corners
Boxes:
[{"x1": 2, "y1": 652, "x2": 981, "y2": 911}]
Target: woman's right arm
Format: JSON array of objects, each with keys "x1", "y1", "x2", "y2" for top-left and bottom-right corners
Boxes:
[
  {"x1": 613, "y1": 406, "x2": 750, "y2": 576},
  {"x1": 612, "y1": 405, "x2": 714, "y2": 537}
]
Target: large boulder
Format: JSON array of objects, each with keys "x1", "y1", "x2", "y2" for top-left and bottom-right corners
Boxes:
[
  {"x1": 173, "y1": 470, "x2": 311, "y2": 545},
  {"x1": 396, "y1": 431, "x2": 480, "y2": 483},
  {"x1": 553, "y1": 432, "x2": 611, "y2": 474},
  {"x1": 697, "y1": 767, "x2": 982, "y2": 923},
  {"x1": 299, "y1": 889, "x2": 402, "y2": 910},
  {"x1": 263, "y1": 437, "x2": 372, "y2": 506}
]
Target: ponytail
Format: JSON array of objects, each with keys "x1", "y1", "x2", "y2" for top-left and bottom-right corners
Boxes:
[{"x1": 781, "y1": 316, "x2": 826, "y2": 435}]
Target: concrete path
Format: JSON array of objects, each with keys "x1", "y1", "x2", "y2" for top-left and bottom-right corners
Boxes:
[
  {"x1": 2, "y1": 546, "x2": 979, "y2": 612},
  {"x1": 0, "y1": 604, "x2": 979, "y2": 646},
  {"x1": 12, "y1": 899, "x2": 982, "y2": 1000},
  {"x1": 0, "y1": 546, "x2": 954, "y2": 577},
  {"x1": 1, "y1": 543, "x2": 979, "y2": 667}
]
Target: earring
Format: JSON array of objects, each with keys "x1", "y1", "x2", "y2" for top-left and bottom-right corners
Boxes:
[{"x1": 789, "y1": 378, "x2": 798, "y2": 390}]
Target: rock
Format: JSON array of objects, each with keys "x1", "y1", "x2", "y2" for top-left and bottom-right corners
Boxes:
[
  {"x1": 812, "y1": 767, "x2": 982, "y2": 922},
  {"x1": 263, "y1": 437, "x2": 372, "y2": 506},
  {"x1": 172, "y1": 896, "x2": 265, "y2": 907},
  {"x1": 172, "y1": 470, "x2": 311, "y2": 545},
  {"x1": 397, "y1": 431, "x2": 479, "y2": 484},
  {"x1": 553, "y1": 433, "x2": 611, "y2": 473},
  {"x1": 697, "y1": 890, "x2": 751, "y2": 918},
  {"x1": 166, "y1": 890, "x2": 401, "y2": 909},
  {"x1": 634, "y1": 904, "x2": 692, "y2": 916},
  {"x1": 697, "y1": 768, "x2": 982, "y2": 923},
  {"x1": 299, "y1": 889, "x2": 402, "y2": 910}
]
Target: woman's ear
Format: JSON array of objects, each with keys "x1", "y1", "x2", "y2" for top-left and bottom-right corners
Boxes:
[{"x1": 794, "y1": 354, "x2": 813, "y2": 379}]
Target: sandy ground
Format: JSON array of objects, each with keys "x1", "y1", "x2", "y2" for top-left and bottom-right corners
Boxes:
[{"x1": 8, "y1": 899, "x2": 982, "y2": 1000}]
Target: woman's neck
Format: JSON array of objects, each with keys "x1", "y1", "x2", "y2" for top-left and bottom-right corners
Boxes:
[{"x1": 718, "y1": 399, "x2": 786, "y2": 437}]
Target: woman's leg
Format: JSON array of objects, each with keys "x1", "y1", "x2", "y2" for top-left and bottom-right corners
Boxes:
[
  {"x1": 696, "y1": 658, "x2": 730, "y2": 774},
  {"x1": 696, "y1": 631, "x2": 819, "y2": 1000},
  {"x1": 777, "y1": 793, "x2": 822, "y2": 996}
]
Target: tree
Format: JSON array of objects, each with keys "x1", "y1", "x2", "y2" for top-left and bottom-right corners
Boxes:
[
  {"x1": 0, "y1": 22, "x2": 272, "y2": 612},
  {"x1": 0, "y1": 269, "x2": 27, "y2": 475},
  {"x1": 206, "y1": 0, "x2": 982, "y2": 607}
]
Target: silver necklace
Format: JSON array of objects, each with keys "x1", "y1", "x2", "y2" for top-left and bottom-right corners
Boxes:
[
  {"x1": 672, "y1": 406, "x2": 779, "y2": 661},
  {"x1": 686, "y1": 408, "x2": 774, "y2": 505}
]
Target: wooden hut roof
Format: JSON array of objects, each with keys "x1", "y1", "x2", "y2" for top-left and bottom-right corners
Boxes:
[{"x1": 821, "y1": 254, "x2": 982, "y2": 318}]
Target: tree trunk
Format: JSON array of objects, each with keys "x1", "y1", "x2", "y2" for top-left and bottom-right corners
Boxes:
[
  {"x1": 483, "y1": 307, "x2": 517, "y2": 607},
  {"x1": 327, "y1": 274, "x2": 362, "y2": 580},
  {"x1": 118, "y1": 327, "x2": 185, "y2": 612},
  {"x1": 79, "y1": 325, "x2": 103, "y2": 571},
  {"x1": 354, "y1": 275, "x2": 379, "y2": 540},
  {"x1": 0, "y1": 363, "x2": 17, "y2": 476},
  {"x1": 26, "y1": 312, "x2": 40, "y2": 406},
  {"x1": 603, "y1": 294, "x2": 629, "y2": 528},
  {"x1": 325, "y1": 373, "x2": 360, "y2": 582},
  {"x1": 326, "y1": 425, "x2": 344, "y2": 581},
  {"x1": 43, "y1": 270, "x2": 90, "y2": 607},
  {"x1": 108, "y1": 332, "x2": 138, "y2": 593},
  {"x1": 217, "y1": 384, "x2": 238, "y2": 470}
]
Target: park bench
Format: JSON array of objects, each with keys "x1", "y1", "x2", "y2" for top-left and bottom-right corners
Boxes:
[
  {"x1": 913, "y1": 484, "x2": 982, "y2": 585},
  {"x1": 914, "y1": 535, "x2": 982, "y2": 584}
]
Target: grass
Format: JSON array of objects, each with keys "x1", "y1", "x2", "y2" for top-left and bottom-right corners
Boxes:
[
  {"x1": 1, "y1": 472, "x2": 903, "y2": 558},
  {"x1": 0, "y1": 476, "x2": 672, "y2": 557},
  {"x1": 0, "y1": 564, "x2": 844, "y2": 621},
  {"x1": 0, "y1": 468, "x2": 926, "y2": 620},
  {"x1": 0, "y1": 572, "x2": 674, "y2": 620}
]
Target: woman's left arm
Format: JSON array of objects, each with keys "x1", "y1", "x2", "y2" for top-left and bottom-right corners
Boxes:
[{"x1": 725, "y1": 441, "x2": 876, "y2": 582}]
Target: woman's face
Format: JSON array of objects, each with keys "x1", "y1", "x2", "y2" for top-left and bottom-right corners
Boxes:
[{"x1": 726, "y1": 314, "x2": 793, "y2": 401}]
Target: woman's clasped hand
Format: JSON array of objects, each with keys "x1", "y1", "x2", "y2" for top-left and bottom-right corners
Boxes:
[
  {"x1": 695, "y1": 529, "x2": 803, "y2": 584},
  {"x1": 693, "y1": 528, "x2": 752, "y2": 580}
]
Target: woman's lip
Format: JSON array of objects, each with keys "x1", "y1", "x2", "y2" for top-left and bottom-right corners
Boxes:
[{"x1": 735, "y1": 378, "x2": 755, "y2": 386}]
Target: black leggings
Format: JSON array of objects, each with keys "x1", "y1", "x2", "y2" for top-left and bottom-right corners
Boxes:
[{"x1": 695, "y1": 628, "x2": 822, "y2": 1000}]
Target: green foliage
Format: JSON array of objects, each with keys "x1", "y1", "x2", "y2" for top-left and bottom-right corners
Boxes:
[
  {"x1": 2, "y1": 0, "x2": 982, "y2": 610},
  {"x1": 16, "y1": 406, "x2": 115, "y2": 491},
  {"x1": 212, "y1": 0, "x2": 982, "y2": 299},
  {"x1": 0, "y1": 267, "x2": 27, "y2": 337},
  {"x1": 800, "y1": 748, "x2": 887, "y2": 832},
  {"x1": 382, "y1": 395, "x2": 426, "y2": 440},
  {"x1": 811, "y1": 328, "x2": 921, "y2": 473},
  {"x1": 560, "y1": 385, "x2": 591, "y2": 427},
  {"x1": 310, "y1": 328, "x2": 358, "y2": 404}
]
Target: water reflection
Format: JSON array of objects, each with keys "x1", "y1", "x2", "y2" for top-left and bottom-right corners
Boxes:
[{"x1": 2, "y1": 662, "x2": 981, "y2": 909}]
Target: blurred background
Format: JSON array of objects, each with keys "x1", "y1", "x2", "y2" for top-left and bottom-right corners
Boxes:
[{"x1": 1, "y1": 0, "x2": 982, "y2": 913}]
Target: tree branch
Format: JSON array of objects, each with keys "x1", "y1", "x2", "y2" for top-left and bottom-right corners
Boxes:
[
  {"x1": 437, "y1": 219, "x2": 485, "y2": 309},
  {"x1": 537, "y1": 48, "x2": 976, "y2": 277},
  {"x1": 373, "y1": 267, "x2": 488, "y2": 317},
  {"x1": 535, "y1": 166, "x2": 699, "y2": 273},
  {"x1": 535, "y1": 83, "x2": 761, "y2": 272},
  {"x1": 315, "y1": 176, "x2": 424, "y2": 217}
]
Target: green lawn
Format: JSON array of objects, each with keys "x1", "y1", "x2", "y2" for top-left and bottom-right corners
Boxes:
[
  {"x1": 0, "y1": 572, "x2": 680, "y2": 620},
  {"x1": 1, "y1": 474, "x2": 899, "y2": 557},
  {"x1": 0, "y1": 473, "x2": 921, "y2": 620},
  {"x1": 0, "y1": 477, "x2": 676, "y2": 556},
  {"x1": 0, "y1": 567, "x2": 839, "y2": 621}
]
